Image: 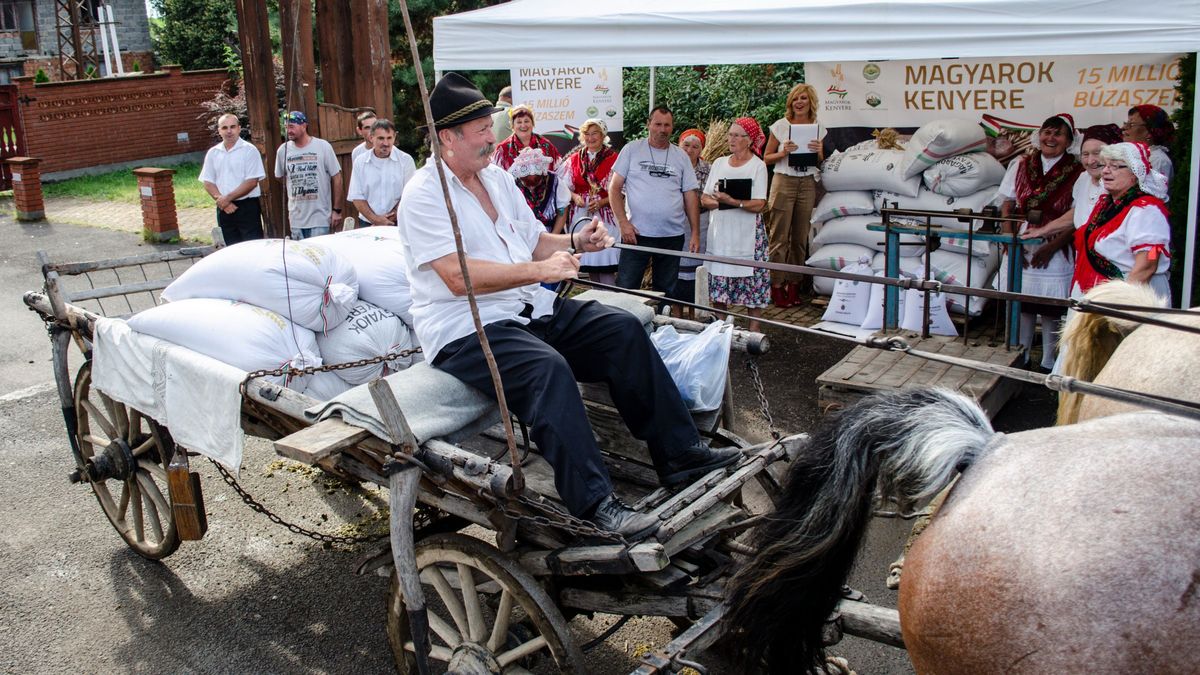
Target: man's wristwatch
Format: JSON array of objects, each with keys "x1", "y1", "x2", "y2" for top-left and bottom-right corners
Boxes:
[
  {"x1": 738, "y1": 201, "x2": 744, "y2": 209},
  {"x1": 332, "y1": 207, "x2": 342, "y2": 213}
]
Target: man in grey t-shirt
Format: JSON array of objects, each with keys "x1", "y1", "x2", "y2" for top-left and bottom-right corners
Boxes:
[
  {"x1": 609, "y1": 105, "x2": 700, "y2": 297},
  {"x1": 273, "y1": 111, "x2": 344, "y2": 239}
]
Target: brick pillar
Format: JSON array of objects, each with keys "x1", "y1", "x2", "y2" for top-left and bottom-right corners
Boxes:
[
  {"x1": 132, "y1": 167, "x2": 179, "y2": 242},
  {"x1": 7, "y1": 157, "x2": 45, "y2": 221}
]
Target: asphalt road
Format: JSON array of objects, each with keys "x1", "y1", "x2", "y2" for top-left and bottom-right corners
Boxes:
[{"x1": 0, "y1": 215, "x2": 1052, "y2": 674}]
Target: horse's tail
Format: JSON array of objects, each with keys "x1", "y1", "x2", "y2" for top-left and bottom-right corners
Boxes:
[
  {"x1": 1057, "y1": 280, "x2": 1164, "y2": 425},
  {"x1": 720, "y1": 388, "x2": 994, "y2": 674}
]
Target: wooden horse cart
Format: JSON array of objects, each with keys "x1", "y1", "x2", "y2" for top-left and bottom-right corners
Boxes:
[{"x1": 24, "y1": 245, "x2": 905, "y2": 673}]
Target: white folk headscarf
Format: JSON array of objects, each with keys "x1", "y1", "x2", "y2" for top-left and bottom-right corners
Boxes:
[{"x1": 1105, "y1": 141, "x2": 1169, "y2": 200}]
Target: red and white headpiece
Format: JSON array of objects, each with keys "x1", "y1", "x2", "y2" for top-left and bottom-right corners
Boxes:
[{"x1": 1105, "y1": 141, "x2": 1169, "y2": 200}]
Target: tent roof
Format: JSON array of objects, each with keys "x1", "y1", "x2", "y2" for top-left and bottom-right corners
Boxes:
[{"x1": 433, "y1": 0, "x2": 1200, "y2": 71}]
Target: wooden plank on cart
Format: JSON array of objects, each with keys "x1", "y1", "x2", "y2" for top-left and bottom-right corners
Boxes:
[{"x1": 274, "y1": 418, "x2": 370, "y2": 464}]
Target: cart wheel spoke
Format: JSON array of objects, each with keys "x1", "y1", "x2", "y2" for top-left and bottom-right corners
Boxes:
[
  {"x1": 83, "y1": 434, "x2": 111, "y2": 451},
  {"x1": 458, "y1": 563, "x2": 487, "y2": 643},
  {"x1": 81, "y1": 399, "x2": 116, "y2": 441},
  {"x1": 129, "y1": 479, "x2": 145, "y2": 543},
  {"x1": 487, "y1": 590, "x2": 515, "y2": 653},
  {"x1": 424, "y1": 565, "x2": 471, "y2": 638},
  {"x1": 496, "y1": 635, "x2": 548, "y2": 667},
  {"x1": 136, "y1": 472, "x2": 168, "y2": 542},
  {"x1": 131, "y1": 435, "x2": 158, "y2": 458},
  {"x1": 141, "y1": 460, "x2": 168, "y2": 483},
  {"x1": 426, "y1": 610, "x2": 462, "y2": 648},
  {"x1": 403, "y1": 642, "x2": 453, "y2": 662},
  {"x1": 116, "y1": 480, "x2": 131, "y2": 523},
  {"x1": 105, "y1": 396, "x2": 129, "y2": 440}
]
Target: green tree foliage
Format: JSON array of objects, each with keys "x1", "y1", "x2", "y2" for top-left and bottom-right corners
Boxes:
[
  {"x1": 622, "y1": 63, "x2": 806, "y2": 141},
  {"x1": 388, "y1": 0, "x2": 510, "y2": 158},
  {"x1": 1169, "y1": 53, "x2": 1195, "y2": 305},
  {"x1": 151, "y1": 0, "x2": 238, "y2": 71}
]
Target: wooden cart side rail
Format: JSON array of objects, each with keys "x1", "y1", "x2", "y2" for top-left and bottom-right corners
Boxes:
[
  {"x1": 629, "y1": 600, "x2": 904, "y2": 675},
  {"x1": 40, "y1": 246, "x2": 215, "y2": 276},
  {"x1": 650, "y1": 314, "x2": 769, "y2": 356},
  {"x1": 24, "y1": 290, "x2": 99, "y2": 337}
]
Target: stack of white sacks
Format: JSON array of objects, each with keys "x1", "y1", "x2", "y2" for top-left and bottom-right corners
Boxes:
[
  {"x1": 126, "y1": 227, "x2": 419, "y2": 402},
  {"x1": 809, "y1": 119, "x2": 1007, "y2": 331}
]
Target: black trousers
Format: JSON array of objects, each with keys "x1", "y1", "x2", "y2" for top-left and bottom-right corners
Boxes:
[
  {"x1": 434, "y1": 298, "x2": 699, "y2": 516},
  {"x1": 616, "y1": 233, "x2": 684, "y2": 297},
  {"x1": 216, "y1": 197, "x2": 264, "y2": 245}
]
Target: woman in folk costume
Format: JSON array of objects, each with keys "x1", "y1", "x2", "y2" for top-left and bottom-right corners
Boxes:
[
  {"x1": 560, "y1": 118, "x2": 621, "y2": 286},
  {"x1": 492, "y1": 104, "x2": 562, "y2": 172},
  {"x1": 1071, "y1": 141, "x2": 1172, "y2": 302},
  {"x1": 1121, "y1": 104, "x2": 1176, "y2": 184},
  {"x1": 701, "y1": 117, "x2": 770, "y2": 332},
  {"x1": 505, "y1": 146, "x2": 569, "y2": 232},
  {"x1": 998, "y1": 113, "x2": 1083, "y2": 370}
]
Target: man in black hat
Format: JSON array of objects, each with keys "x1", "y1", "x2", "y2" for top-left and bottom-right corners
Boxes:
[{"x1": 398, "y1": 73, "x2": 741, "y2": 540}]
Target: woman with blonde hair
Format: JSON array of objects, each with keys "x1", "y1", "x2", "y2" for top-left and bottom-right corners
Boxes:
[
  {"x1": 762, "y1": 83, "x2": 825, "y2": 307},
  {"x1": 560, "y1": 118, "x2": 621, "y2": 285}
]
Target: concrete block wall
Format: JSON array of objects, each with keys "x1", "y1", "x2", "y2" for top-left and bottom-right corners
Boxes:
[{"x1": 15, "y1": 66, "x2": 231, "y2": 174}]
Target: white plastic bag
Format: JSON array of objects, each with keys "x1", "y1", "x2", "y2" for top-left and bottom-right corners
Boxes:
[
  {"x1": 316, "y1": 300, "x2": 417, "y2": 385},
  {"x1": 650, "y1": 322, "x2": 733, "y2": 412},
  {"x1": 162, "y1": 239, "x2": 358, "y2": 333},
  {"x1": 901, "y1": 288, "x2": 958, "y2": 336},
  {"x1": 821, "y1": 255, "x2": 876, "y2": 325},
  {"x1": 861, "y1": 273, "x2": 910, "y2": 331}
]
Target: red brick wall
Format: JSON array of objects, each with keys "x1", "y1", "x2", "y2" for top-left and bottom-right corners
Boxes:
[{"x1": 14, "y1": 65, "x2": 230, "y2": 174}]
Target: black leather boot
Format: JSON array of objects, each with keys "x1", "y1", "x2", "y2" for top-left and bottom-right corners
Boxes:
[
  {"x1": 588, "y1": 494, "x2": 660, "y2": 541},
  {"x1": 657, "y1": 442, "x2": 742, "y2": 488}
]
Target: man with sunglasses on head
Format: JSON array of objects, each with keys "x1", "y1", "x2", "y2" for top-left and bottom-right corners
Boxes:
[
  {"x1": 398, "y1": 74, "x2": 740, "y2": 541},
  {"x1": 609, "y1": 106, "x2": 701, "y2": 300}
]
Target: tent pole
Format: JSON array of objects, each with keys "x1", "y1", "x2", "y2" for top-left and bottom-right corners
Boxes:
[
  {"x1": 648, "y1": 66, "x2": 656, "y2": 117},
  {"x1": 1184, "y1": 53, "x2": 1199, "y2": 308}
]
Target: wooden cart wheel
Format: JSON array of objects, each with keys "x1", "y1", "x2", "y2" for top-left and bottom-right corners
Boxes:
[
  {"x1": 73, "y1": 362, "x2": 181, "y2": 560},
  {"x1": 388, "y1": 533, "x2": 584, "y2": 674}
]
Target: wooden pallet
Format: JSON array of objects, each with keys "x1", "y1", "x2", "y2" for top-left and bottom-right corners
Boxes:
[{"x1": 816, "y1": 332, "x2": 1024, "y2": 418}]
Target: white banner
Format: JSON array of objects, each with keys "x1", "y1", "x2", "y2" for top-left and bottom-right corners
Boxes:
[
  {"x1": 511, "y1": 66, "x2": 623, "y2": 146},
  {"x1": 807, "y1": 54, "x2": 1183, "y2": 130}
]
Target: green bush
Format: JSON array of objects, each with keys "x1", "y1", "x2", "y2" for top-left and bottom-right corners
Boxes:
[
  {"x1": 621, "y1": 63, "x2": 807, "y2": 141},
  {"x1": 33, "y1": 68, "x2": 48, "y2": 83},
  {"x1": 131, "y1": 61, "x2": 141, "y2": 72},
  {"x1": 1168, "y1": 53, "x2": 1195, "y2": 306}
]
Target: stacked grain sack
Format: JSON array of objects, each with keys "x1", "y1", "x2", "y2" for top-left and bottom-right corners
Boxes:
[
  {"x1": 812, "y1": 119, "x2": 1005, "y2": 316},
  {"x1": 129, "y1": 232, "x2": 421, "y2": 402}
]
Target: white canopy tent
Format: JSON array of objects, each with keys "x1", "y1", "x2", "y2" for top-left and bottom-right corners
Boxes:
[{"x1": 433, "y1": 0, "x2": 1200, "y2": 305}]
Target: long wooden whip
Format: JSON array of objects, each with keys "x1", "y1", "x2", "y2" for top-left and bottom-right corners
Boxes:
[{"x1": 395, "y1": 1, "x2": 525, "y2": 494}]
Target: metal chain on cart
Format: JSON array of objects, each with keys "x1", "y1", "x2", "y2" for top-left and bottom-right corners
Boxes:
[
  {"x1": 491, "y1": 489, "x2": 629, "y2": 544},
  {"x1": 239, "y1": 347, "x2": 424, "y2": 393},
  {"x1": 209, "y1": 458, "x2": 391, "y2": 545},
  {"x1": 744, "y1": 356, "x2": 781, "y2": 441}
]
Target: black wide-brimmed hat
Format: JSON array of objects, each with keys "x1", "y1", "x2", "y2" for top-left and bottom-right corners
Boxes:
[{"x1": 425, "y1": 72, "x2": 502, "y2": 131}]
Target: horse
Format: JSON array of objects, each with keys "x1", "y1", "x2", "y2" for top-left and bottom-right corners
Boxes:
[
  {"x1": 1057, "y1": 280, "x2": 1200, "y2": 424},
  {"x1": 720, "y1": 387, "x2": 1200, "y2": 674}
]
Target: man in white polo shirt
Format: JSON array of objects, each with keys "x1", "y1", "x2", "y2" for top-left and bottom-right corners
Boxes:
[
  {"x1": 199, "y1": 113, "x2": 265, "y2": 245},
  {"x1": 347, "y1": 119, "x2": 416, "y2": 227},
  {"x1": 398, "y1": 73, "x2": 740, "y2": 540}
]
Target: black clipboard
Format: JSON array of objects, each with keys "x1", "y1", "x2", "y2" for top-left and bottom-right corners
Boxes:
[
  {"x1": 788, "y1": 151, "x2": 819, "y2": 170},
  {"x1": 717, "y1": 178, "x2": 752, "y2": 210}
]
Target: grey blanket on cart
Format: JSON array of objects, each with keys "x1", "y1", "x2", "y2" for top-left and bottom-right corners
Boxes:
[
  {"x1": 303, "y1": 362, "x2": 499, "y2": 444},
  {"x1": 303, "y1": 292, "x2": 655, "y2": 443}
]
